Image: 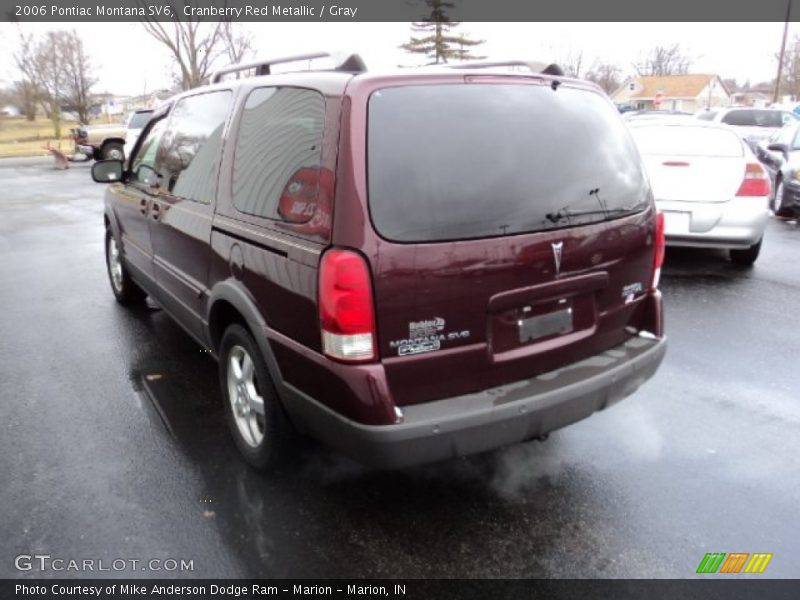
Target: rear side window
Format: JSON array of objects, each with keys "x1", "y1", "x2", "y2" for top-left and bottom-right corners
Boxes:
[
  {"x1": 127, "y1": 111, "x2": 153, "y2": 129},
  {"x1": 722, "y1": 109, "x2": 783, "y2": 128},
  {"x1": 158, "y1": 91, "x2": 231, "y2": 203},
  {"x1": 367, "y1": 83, "x2": 649, "y2": 242},
  {"x1": 629, "y1": 125, "x2": 743, "y2": 157},
  {"x1": 232, "y1": 87, "x2": 325, "y2": 222},
  {"x1": 721, "y1": 110, "x2": 756, "y2": 126}
]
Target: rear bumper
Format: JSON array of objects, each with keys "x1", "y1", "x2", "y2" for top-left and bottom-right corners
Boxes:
[
  {"x1": 281, "y1": 334, "x2": 667, "y2": 469},
  {"x1": 75, "y1": 143, "x2": 95, "y2": 157},
  {"x1": 658, "y1": 198, "x2": 769, "y2": 249}
]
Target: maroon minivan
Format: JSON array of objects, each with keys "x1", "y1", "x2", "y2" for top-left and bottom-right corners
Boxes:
[{"x1": 92, "y1": 53, "x2": 667, "y2": 470}]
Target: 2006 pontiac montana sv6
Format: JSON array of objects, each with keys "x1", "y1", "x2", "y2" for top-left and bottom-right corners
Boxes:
[{"x1": 92, "y1": 53, "x2": 667, "y2": 470}]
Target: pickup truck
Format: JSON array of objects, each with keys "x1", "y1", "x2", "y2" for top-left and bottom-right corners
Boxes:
[{"x1": 72, "y1": 122, "x2": 127, "y2": 161}]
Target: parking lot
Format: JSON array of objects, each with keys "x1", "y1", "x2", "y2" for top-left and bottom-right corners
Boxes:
[{"x1": 1, "y1": 156, "x2": 799, "y2": 578}]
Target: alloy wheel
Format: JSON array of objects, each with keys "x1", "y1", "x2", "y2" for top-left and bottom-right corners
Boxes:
[{"x1": 226, "y1": 345, "x2": 266, "y2": 448}]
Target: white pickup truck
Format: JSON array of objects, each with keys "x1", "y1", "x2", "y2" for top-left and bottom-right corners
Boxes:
[{"x1": 71, "y1": 109, "x2": 154, "y2": 161}]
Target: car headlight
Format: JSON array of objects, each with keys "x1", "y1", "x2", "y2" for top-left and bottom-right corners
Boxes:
[{"x1": 792, "y1": 171, "x2": 800, "y2": 182}]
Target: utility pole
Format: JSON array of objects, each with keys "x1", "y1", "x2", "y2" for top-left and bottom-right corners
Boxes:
[{"x1": 774, "y1": 0, "x2": 793, "y2": 104}]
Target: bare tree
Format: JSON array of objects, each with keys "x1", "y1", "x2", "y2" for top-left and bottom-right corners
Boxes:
[
  {"x1": 58, "y1": 30, "x2": 97, "y2": 124},
  {"x1": 140, "y1": 6, "x2": 253, "y2": 90},
  {"x1": 633, "y1": 45, "x2": 692, "y2": 77},
  {"x1": 559, "y1": 50, "x2": 588, "y2": 79},
  {"x1": 776, "y1": 35, "x2": 800, "y2": 100},
  {"x1": 15, "y1": 30, "x2": 71, "y2": 137},
  {"x1": 13, "y1": 30, "x2": 40, "y2": 122},
  {"x1": 34, "y1": 32, "x2": 69, "y2": 138},
  {"x1": 13, "y1": 29, "x2": 97, "y2": 129},
  {"x1": 586, "y1": 63, "x2": 623, "y2": 95},
  {"x1": 140, "y1": 18, "x2": 223, "y2": 90},
  {"x1": 220, "y1": 20, "x2": 253, "y2": 66},
  {"x1": 12, "y1": 80, "x2": 38, "y2": 121}
]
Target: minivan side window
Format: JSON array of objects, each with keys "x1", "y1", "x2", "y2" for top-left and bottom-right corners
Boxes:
[
  {"x1": 157, "y1": 90, "x2": 232, "y2": 204},
  {"x1": 232, "y1": 87, "x2": 325, "y2": 222}
]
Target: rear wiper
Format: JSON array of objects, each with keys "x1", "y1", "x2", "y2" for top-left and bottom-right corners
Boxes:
[
  {"x1": 546, "y1": 187, "x2": 608, "y2": 223},
  {"x1": 545, "y1": 203, "x2": 645, "y2": 224}
]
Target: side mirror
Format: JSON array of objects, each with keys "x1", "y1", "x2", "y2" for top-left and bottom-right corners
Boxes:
[
  {"x1": 91, "y1": 160, "x2": 124, "y2": 183},
  {"x1": 767, "y1": 143, "x2": 789, "y2": 156}
]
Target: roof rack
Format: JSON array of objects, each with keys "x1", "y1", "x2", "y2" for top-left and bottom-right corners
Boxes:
[
  {"x1": 210, "y1": 52, "x2": 367, "y2": 84},
  {"x1": 446, "y1": 60, "x2": 564, "y2": 76}
]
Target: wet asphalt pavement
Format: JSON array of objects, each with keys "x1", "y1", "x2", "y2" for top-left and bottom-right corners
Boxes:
[{"x1": 1, "y1": 157, "x2": 799, "y2": 579}]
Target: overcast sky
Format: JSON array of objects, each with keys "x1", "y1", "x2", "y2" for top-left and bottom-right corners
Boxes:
[{"x1": 0, "y1": 22, "x2": 793, "y2": 96}]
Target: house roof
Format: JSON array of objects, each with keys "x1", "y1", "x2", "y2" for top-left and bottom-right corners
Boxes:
[{"x1": 626, "y1": 74, "x2": 729, "y2": 99}]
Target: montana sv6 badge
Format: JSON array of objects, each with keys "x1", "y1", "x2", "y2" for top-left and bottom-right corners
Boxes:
[{"x1": 389, "y1": 317, "x2": 470, "y2": 356}]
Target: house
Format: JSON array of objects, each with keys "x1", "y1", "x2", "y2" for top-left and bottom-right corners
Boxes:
[
  {"x1": 124, "y1": 90, "x2": 174, "y2": 111},
  {"x1": 612, "y1": 74, "x2": 731, "y2": 113},
  {"x1": 731, "y1": 91, "x2": 770, "y2": 108}
]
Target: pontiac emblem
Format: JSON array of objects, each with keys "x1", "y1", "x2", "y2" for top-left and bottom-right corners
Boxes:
[{"x1": 551, "y1": 241, "x2": 564, "y2": 276}]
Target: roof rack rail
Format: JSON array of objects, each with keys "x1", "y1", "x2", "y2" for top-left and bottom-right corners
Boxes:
[
  {"x1": 446, "y1": 60, "x2": 564, "y2": 76},
  {"x1": 210, "y1": 52, "x2": 367, "y2": 83}
]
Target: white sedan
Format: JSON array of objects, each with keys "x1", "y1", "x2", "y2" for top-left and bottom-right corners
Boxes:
[{"x1": 628, "y1": 120, "x2": 771, "y2": 265}]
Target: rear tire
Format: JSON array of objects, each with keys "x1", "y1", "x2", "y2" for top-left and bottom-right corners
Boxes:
[
  {"x1": 729, "y1": 238, "x2": 762, "y2": 266},
  {"x1": 219, "y1": 324, "x2": 294, "y2": 470},
  {"x1": 105, "y1": 229, "x2": 146, "y2": 305}
]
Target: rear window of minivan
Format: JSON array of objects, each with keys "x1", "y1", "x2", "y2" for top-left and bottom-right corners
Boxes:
[{"x1": 367, "y1": 83, "x2": 649, "y2": 242}]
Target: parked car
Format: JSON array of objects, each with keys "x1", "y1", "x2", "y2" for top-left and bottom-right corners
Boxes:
[
  {"x1": 754, "y1": 123, "x2": 800, "y2": 218},
  {"x1": 629, "y1": 120, "x2": 770, "y2": 265},
  {"x1": 71, "y1": 122, "x2": 127, "y2": 161},
  {"x1": 623, "y1": 110, "x2": 693, "y2": 121},
  {"x1": 91, "y1": 53, "x2": 667, "y2": 470},
  {"x1": 695, "y1": 107, "x2": 799, "y2": 150},
  {"x1": 123, "y1": 108, "x2": 154, "y2": 163}
]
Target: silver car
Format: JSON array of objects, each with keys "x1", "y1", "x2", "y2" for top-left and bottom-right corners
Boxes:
[
  {"x1": 629, "y1": 120, "x2": 770, "y2": 265},
  {"x1": 696, "y1": 107, "x2": 798, "y2": 149}
]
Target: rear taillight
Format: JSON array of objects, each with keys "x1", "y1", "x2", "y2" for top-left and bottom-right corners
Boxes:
[
  {"x1": 650, "y1": 211, "x2": 665, "y2": 290},
  {"x1": 319, "y1": 248, "x2": 376, "y2": 362},
  {"x1": 736, "y1": 163, "x2": 770, "y2": 197}
]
